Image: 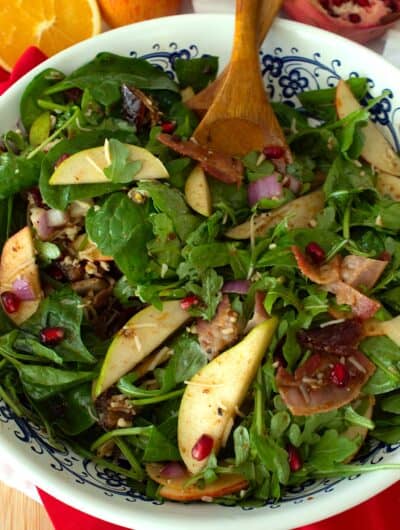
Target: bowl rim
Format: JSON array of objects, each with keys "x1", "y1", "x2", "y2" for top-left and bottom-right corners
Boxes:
[{"x1": 1, "y1": 12, "x2": 400, "y2": 530}]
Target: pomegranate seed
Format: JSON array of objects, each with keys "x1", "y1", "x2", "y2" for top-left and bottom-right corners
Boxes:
[
  {"x1": 54, "y1": 153, "x2": 70, "y2": 169},
  {"x1": 332, "y1": 0, "x2": 346, "y2": 5},
  {"x1": 161, "y1": 121, "x2": 176, "y2": 134},
  {"x1": 287, "y1": 444, "x2": 302, "y2": 472},
  {"x1": 349, "y1": 13, "x2": 361, "y2": 23},
  {"x1": 40, "y1": 327, "x2": 65, "y2": 345},
  {"x1": 191, "y1": 434, "x2": 214, "y2": 461},
  {"x1": 305, "y1": 242, "x2": 326, "y2": 265},
  {"x1": 379, "y1": 251, "x2": 391, "y2": 262},
  {"x1": 1, "y1": 291, "x2": 21, "y2": 314},
  {"x1": 180, "y1": 295, "x2": 200, "y2": 310},
  {"x1": 355, "y1": 0, "x2": 370, "y2": 5},
  {"x1": 263, "y1": 145, "x2": 285, "y2": 159},
  {"x1": 330, "y1": 362, "x2": 349, "y2": 387}
]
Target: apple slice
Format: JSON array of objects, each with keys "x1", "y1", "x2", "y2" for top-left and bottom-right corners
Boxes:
[
  {"x1": 335, "y1": 80, "x2": 400, "y2": 176},
  {"x1": 49, "y1": 143, "x2": 169, "y2": 185},
  {"x1": 377, "y1": 172, "x2": 400, "y2": 201},
  {"x1": 184, "y1": 164, "x2": 212, "y2": 216},
  {"x1": 94, "y1": 300, "x2": 191, "y2": 397},
  {"x1": 146, "y1": 463, "x2": 248, "y2": 501},
  {"x1": 226, "y1": 189, "x2": 324, "y2": 240},
  {"x1": 178, "y1": 317, "x2": 278, "y2": 474},
  {"x1": 0, "y1": 226, "x2": 43, "y2": 325}
]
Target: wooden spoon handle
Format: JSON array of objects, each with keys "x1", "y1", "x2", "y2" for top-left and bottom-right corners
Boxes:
[{"x1": 186, "y1": 0, "x2": 283, "y2": 115}]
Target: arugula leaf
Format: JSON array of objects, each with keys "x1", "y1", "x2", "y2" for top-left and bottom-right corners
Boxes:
[
  {"x1": 361, "y1": 336, "x2": 400, "y2": 394},
  {"x1": 138, "y1": 181, "x2": 201, "y2": 240},
  {"x1": 306, "y1": 429, "x2": 358, "y2": 468},
  {"x1": 103, "y1": 139, "x2": 142, "y2": 183},
  {"x1": 186, "y1": 269, "x2": 224, "y2": 321}
]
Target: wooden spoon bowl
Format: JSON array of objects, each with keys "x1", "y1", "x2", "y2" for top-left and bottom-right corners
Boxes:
[{"x1": 191, "y1": 0, "x2": 290, "y2": 160}]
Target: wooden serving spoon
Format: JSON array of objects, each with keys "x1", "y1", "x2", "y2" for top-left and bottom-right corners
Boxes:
[
  {"x1": 186, "y1": 0, "x2": 283, "y2": 117},
  {"x1": 191, "y1": 0, "x2": 290, "y2": 159}
]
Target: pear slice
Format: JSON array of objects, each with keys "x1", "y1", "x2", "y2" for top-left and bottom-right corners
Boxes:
[
  {"x1": 335, "y1": 80, "x2": 400, "y2": 176},
  {"x1": 184, "y1": 164, "x2": 212, "y2": 216},
  {"x1": 0, "y1": 226, "x2": 43, "y2": 325},
  {"x1": 146, "y1": 463, "x2": 248, "y2": 501},
  {"x1": 178, "y1": 317, "x2": 278, "y2": 474},
  {"x1": 377, "y1": 172, "x2": 400, "y2": 201},
  {"x1": 94, "y1": 300, "x2": 191, "y2": 397},
  {"x1": 226, "y1": 189, "x2": 324, "y2": 240},
  {"x1": 363, "y1": 315, "x2": 400, "y2": 347},
  {"x1": 49, "y1": 143, "x2": 169, "y2": 185}
]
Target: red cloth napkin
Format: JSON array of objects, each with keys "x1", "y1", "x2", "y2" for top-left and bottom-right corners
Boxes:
[{"x1": 2, "y1": 47, "x2": 399, "y2": 530}]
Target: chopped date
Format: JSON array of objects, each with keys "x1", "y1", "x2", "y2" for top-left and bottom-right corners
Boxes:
[{"x1": 297, "y1": 319, "x2": 363, "y2": 357}]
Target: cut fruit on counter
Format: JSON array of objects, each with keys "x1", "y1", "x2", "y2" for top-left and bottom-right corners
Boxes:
[{"x1": 0, "y1": 0, "x2": 101, "y2": 71}]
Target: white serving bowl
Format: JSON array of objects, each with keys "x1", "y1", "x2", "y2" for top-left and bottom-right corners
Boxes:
[{"x1": 0, "y1": 14, "x2": 399, "y2": 530}]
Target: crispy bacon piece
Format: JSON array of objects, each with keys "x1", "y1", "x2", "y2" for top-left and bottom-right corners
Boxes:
[
  {"x1": 297, "y1": 319, "x2": 363, "y2": 357},
  {"x1": 291, "y1": 245, "x2": 341, "y2": 285},
  {"x1": 157, "y1": 133, "x2": 244, "y2": 185},
  {"x1": 276, "y1": 351, "x2": 375, "y2": 416},
  {"x1": 291, "y1": 247, "x2": 381, "y2": 320},
  {"x1": 340, "y1": 255, "x2": 387, "y2": 290},
  {"x1": 326, "y1": 281, "x2": 381, "y2": 320},
  {"x1": 195, "y1": 295, "x2": 241, "y2": 360}
]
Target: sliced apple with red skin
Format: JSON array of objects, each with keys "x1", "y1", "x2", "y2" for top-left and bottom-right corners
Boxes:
[
  {"x1": 184, "y1": 164, "x2": 212, "y2": 217},
  {"x1": 49, "y1": 143, "x2": 169, "y2": 185},
  {"x1": 226, "y1": 189, "x2": 324, "y2": 240},
  {"x1": 94, "y1": 300, "x2": 191, "y2": 397},
  {"x1": 146, "y1": 463, "x2": 248, "y2": 501},
  {"x1": 335, "y1": 80, "x2": 400, "y2": 176},
  {"x1": 178, "y1": 318, "x2": 278, "y2": 474},
  {"x1": 0, "y1": 226, "x2": 43, "y2": 325}
]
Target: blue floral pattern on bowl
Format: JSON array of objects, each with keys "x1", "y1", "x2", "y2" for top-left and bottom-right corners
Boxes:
[{"x1": 1, "y1": 40, "x2": 399, "y2": 509}]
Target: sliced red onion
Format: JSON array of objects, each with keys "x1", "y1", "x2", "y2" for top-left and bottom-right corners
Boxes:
[
  {"x1": 46, "y1": 209, "x2": 68, "y2": 227},
  {"x1": 159, "y1": 462, "x2": 187, "y2": 479},
  {"x1": 222, "y1": 280, "x2": 251, "y2": 295},
  {"x1": 12, "y1": 278, "x2": 36, "y2": 301},
  {"x1": 37, "y1": 211, "x2": 55, "y2": 241},
  {"x1": 248, "y1": 174, "x2": 282, "y2": 207}
]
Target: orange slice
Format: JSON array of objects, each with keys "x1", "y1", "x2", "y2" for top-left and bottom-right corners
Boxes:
[
  {"x1": 0, "y1": 0, "x2": 101, "y2": 71},
  {"x1": 98, "y1": 0, "x2": 181, "y2": 29}
]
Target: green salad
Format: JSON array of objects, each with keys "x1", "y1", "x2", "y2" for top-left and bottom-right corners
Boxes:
[{"x1": 0, "y1": 51, "x2": 400, "y2": 505}]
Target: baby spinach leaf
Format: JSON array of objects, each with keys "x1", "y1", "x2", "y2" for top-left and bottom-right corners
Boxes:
[
  {"x1": 46, "y1": 53, "x2": 179, "y2": 104},
  {"x1": 380, "y1": 393, "x2": 400, "y2": 414},
  {"x1": 53, "y1": 383, "x2": 96, "y2": 435},
  {"x1": 13, "y1": 334, "x2": 63, "y2": 365},
  {"x1": 174, "y1": 56, "x2": 218, "y2": 92},
  {"x1": 20, "y1": 365, "x2": 95, "y2": 401},
  {"x1": 142, "y1": 426, "x2": 181, "y2": 462},
  {"x1": 21, "y1": 287, "x2": 96, "y2": 364},
  {"x1": 0, "y1": 153, "x2": 41, "y2": 199},
  {"x1": 361, "y1": 336, "x2": 400, "y2": 394},
  {"x1": 20, "y1": 68, "x2": 65, "y2": 129},
  {"x1": 86, "y1": 192, "x2": 153, "y2": 282},
  {"x1": 103, "y1": 139, "x2": 142, "y2": 183}
]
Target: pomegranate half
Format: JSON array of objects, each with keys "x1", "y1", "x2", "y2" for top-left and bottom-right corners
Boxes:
[{"x1": 283, "y1": 0, "x2": 400, "y2": 44}]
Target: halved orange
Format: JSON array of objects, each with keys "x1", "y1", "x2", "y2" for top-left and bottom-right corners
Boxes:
[
  {"x1": 98, "y1": 0, "x2": 181, "y2": 29},
  {"x1": 0, "y1": 0, "x2": 101, "y2": 72}
]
